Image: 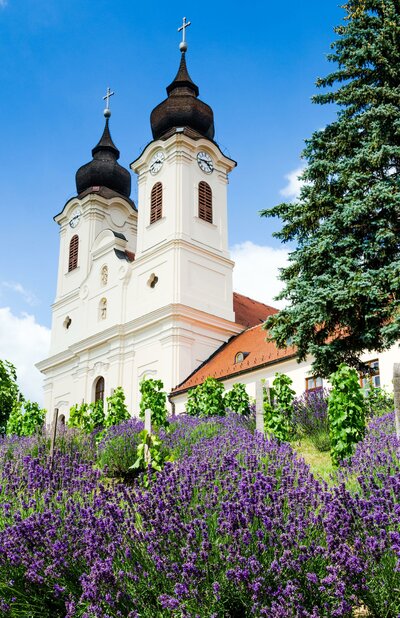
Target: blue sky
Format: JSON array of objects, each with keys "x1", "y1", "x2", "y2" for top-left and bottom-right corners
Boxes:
[{"x1": 0, "y1": 0, "x2": 344, "y2": 401}]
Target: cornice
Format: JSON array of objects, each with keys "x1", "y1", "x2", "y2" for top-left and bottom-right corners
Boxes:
[{"x1": 37, "y1": 303, "x2": 241, "y2": 373}]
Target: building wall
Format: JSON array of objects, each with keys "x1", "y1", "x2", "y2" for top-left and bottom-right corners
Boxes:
[{"x1": 171, "y1": 342, "x2": 399, "y2": 414}]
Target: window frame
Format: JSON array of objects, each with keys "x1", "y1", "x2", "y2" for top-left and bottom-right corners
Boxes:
[
  {"x1": 68, "y1": 235, "x2": 79, "y2": 271},
  {"x1": 198, "y1": 181, "x2": 213, "y2": 224},
  {"x1": 94, "y1": 376, "x2": 105, "y2": 402},
  {"x1": 360, "y1": 359, "x2": 380, "y2": 388},
  {"x1": 150, "y1": 182, "x2": 163, "y2": 224},
  {"x1": 305, "y1": 376, "x2": 323, "y2": 392}
]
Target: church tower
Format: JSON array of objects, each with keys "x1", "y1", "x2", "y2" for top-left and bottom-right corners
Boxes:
[
  {"x1": 38, "y1": 22, "x2": 242, "y2": 419},
  {"x1": 125, "y1": 20, "x2": 241, "y2": 400}
]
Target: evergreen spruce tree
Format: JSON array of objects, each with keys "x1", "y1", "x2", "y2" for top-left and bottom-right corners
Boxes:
[{"x1": 261, "y1": 0, "x2": 400, "y2": 377}]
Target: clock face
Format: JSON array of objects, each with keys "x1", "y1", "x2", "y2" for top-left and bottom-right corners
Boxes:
[
  {"x1": 197, "y1": 151, "x2": 213, "y2": 174},
  {"x1": 69, "y1": 208, "x2": 82, "y2": 228},
  {"x1": 149, "y1": 151, "x2": 165, "y2": 175}
]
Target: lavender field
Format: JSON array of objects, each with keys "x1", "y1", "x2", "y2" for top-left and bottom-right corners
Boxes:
[{"x1": 0, "y1": 412, "x2": 399, "y2": 617}]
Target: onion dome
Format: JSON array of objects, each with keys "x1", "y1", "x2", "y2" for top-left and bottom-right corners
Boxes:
[
  {"x1": 150, "y1": 51, "x2": 215, "y2": 141},
  {"x1": 75, "y1": 115, "x2": 131, "y2": 198}
]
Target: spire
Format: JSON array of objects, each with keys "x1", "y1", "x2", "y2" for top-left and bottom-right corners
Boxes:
[
  {"x1": 166, "y1": 52, "x2": 199, "y2": 97},
  {"x1": 75, "y1": 89, "x2": 131, "y2": 198},
  {"x1": 92, "y1": 117, "x2": 120, "y2": 159},
  {"x1": 150, "y1": 18, "x2": 215, "y2": 141}
]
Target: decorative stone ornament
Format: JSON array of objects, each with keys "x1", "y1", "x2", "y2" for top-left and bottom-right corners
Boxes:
[{"x1": 101, "y1": 265, "x2": 108, "y2": 286}]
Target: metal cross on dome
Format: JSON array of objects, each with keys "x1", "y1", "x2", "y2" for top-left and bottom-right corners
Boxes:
[
  {"x1": 178, "y1": 16, "x2": 191, "y2": 52},
  {"x1": 103, "y1": 87, "x2": 115, "y2": 118},
  {"x1": 103, "y1": 87, "x2": 115, "y2": 110}
]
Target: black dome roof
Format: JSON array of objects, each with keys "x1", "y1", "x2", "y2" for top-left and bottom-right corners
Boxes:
[
  {"x1": 150, "y1": 52, "x2": 215, "y2": 141},
  {"x1": 75, "y1": 118, "x2": 131, "y2": 198}
]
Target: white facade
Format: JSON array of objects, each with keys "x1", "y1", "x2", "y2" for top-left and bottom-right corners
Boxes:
[{"x1": 37, "y1": 131, "x2": 242, "y2": 422}]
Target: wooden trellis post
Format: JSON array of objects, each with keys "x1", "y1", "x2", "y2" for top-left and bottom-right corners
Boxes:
[
  {"x1": 255, "y1": 380, "x2": 265, "y2": 435},
  {"x1": 49, "y1": 408, "x2": 59, "y2": 469},
  {"x1": 144, "y1": 408, "x2": 152, "y2": 465}
]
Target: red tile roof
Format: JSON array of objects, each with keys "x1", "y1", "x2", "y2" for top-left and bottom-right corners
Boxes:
[
  {"x1": 172, "y1": 322, "x2": 296, "y2": 395},
  {"x1": 233, "y1": 292, "x2": 277, "y2": 327}
]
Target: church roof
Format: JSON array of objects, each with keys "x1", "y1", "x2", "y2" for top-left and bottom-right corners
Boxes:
[
  {"x1": 75, "y1": 117, "x2": 132, "y2": 198},
  {"x1": 171, "y1": 322, "x2": 296, "y2": 395},
  {"x1": 150, "y1": 51, "x2": 215, "y2": 141},
  {"x1": 233, "y1": 292, "x2": 277, "y2": 328}
]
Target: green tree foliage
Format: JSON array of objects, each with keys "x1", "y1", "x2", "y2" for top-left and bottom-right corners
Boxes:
[
  {"x1": 328, "y1": 363, "x2": 367, "y2": 465},
  {"x1": 105, "y1": 387, "x2": 130, "y2": 428},
  {"x1": 0, "y1": 360, "x2": 20, "y2": 433},
  {"x1": 6, "y1": 400, "x2": 46, "y2": 437},
  {"x1": 261, "y1": 0, "x2": 400, "y2": 377},
  {"x1": 263, "y1": 373, "x2": 296, "y2": 442},
  {"x1": 186, "y1": 377, "x2": 225, "y2": 417},
  {"x1": 139, "y1": 378, "x2": 168, "y2": 429},
  {"x1": 223, "y1": 383, "x2": 251, "y2": 416}
]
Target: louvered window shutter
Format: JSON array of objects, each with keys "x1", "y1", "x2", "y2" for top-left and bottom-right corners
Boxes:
[
  {"x1": 150, "y1": 182, "x2": 163, "y2": 224},
  {"x1": 198, "y1": 181, "x2": 212, "y2": 223},
  {"x1": 68, "y1": 235, "x2": 79, "y2": 271}
]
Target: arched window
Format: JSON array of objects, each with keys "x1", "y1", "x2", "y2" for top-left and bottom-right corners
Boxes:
[
  {"x1": 198, "y1": 181, "x2": 212, "y2": 223},
  {"x1": 234, "y1": 352, "x2": 244, "y2": 364},
  {"x1": 150, "y1": 182, "x2": 163, "y2": 224},
  {"x1": 68, "y1": 235, "x2": 79, "y2": 271},
  {"x1": 95, "y1": 376, "x2": 105, "y2": 402}
]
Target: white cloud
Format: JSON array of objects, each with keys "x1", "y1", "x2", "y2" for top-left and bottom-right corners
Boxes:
[
  {"x1": 280, "y1": 165, "x2": 306, "y2": 201},
  {"x1": 0, "y1": 307, "x2": 50, "y2": 406},
  {"x1": 231, "y1": 241, "x2": 289, "y2": 309},
  {"x1": 1, "y1": 281, "x2": 39, "y2": 307}
]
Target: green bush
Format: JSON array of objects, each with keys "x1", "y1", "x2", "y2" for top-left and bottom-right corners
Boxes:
[
  {"x1": 328, "y1": 363, "x2": 367, "y2": 466},
  {"x1": 130, "y1": 430, "x2": 174, "y2": 486},
  {"x1": 186, "y1": 377, "x2": 225, "y2": 417},
  {"x1": 97, "y1": 434, "x2": 142, "y2": 478},
  {"x1": 363, "y1": 385, "x2": 394, "y2": 418},
  {"x1": 68, "y1": 400, "x2": 104, "y2": 433},
  {"x1": 169, "y1": 421, "x2": 221, "y2": 458},
  {"x1": 105, "y1": 387, "x2": 130, "y2": 427},
  {"x1": 223, "y1": 383, "x2": 250, "y2": 416},
  {"x1": 264, "y1": 373, "x2": 295, "y2": 442},
  {"x1": 6, "y1": 399, "x2": 46, "y2": 437},
  {"x1": 139, "y1": 378, "x2": 168, "y2": 429}
]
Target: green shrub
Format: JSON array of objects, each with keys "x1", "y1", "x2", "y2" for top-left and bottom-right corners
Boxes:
[
  {"x1": 264, "y1": 373, "x2": 295, "y2": 442},
  {"x1": 328, "y1": 363, "x2": 367, "y2": 466},
  {"x1": 186, "y1": 377, "x2": 225, "y2": 417},
  {"x1": 130, "y1": 430, "x2": 174, "y2": 486},
  {"x1": 363, "y1": 385, "x2": 394, "y2": 418},
  {"x1": 97, "y1": 434, "x2": 141, "y2": 478},
  {"x1": 223, "y1": 383, "x2": 250, "y2": 416},
  {"x1": 6, "y1": 399, "x2": 46, "y2": 437},
  {"x1": 139, "y1": 378, "x2": 168, "y2": 429},
  {"x1": 105, "y1": 387, "x2": 130, "y2": 427},
  {"x1": 170, "y1": 421, "x2": 221, "y2": 458},
  {"x1": 68, "y1": 400, "x2": 104, "y2": 433}
]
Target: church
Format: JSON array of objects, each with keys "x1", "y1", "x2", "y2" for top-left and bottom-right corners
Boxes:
[{"x1": 37, "y1": 21, "x2": 398, "y2": 420}]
